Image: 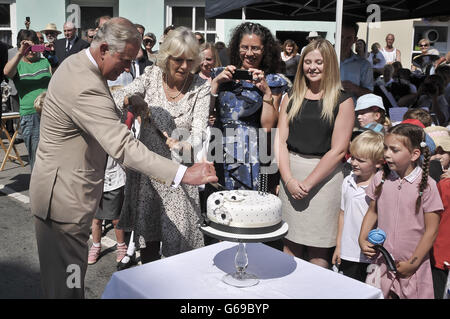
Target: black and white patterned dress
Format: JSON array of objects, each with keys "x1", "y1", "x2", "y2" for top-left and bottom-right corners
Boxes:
[{"x1": 113, "y1": 66, "x2": 210, "y2": 257}]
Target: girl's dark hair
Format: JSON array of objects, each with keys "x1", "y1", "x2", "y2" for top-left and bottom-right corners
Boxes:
[
  {"x1": 374, "y1": 123, "x2": 431, "y2": 214},
  {"x1": 282, "y1": 39, "x2": 298, "y2": 56},
  {"x1": 228, "y1": 22, "x2": 282, "y2": 74},
  {"x1": 17, "y1": 29, "x2": 39, "y2": 48}
]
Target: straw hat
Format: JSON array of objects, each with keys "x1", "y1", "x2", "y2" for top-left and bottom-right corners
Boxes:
[
  {"x1": 424, "y1": 126, "x2": 450, "y2": 152},
  {"x1": 41, "y1": 23, "x2": 61, "y2": 34}
]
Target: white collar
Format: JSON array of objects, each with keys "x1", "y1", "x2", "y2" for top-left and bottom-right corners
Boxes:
[
  {"x1": 85, "y1": 48, "x2": 98, "y2": 68},
  {"x1": 348, "y1": 172, "x2": 369, "y2": 189},
  {"x1": 391, "y1": 166, "x2": 422, "y2": 183}
]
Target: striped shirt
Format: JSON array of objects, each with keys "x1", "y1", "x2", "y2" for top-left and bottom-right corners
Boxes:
[{"x1": 13, "y1": 58, "x2": 51, "y2": 116}]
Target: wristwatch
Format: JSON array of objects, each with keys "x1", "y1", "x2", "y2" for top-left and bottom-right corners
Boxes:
[{"x1": 263, "y1": 96, "x2": 274, "y2": 106}]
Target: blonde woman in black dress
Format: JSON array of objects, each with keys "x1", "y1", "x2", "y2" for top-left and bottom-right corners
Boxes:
[{"x1": 275, "y1": 39, "x2": 354, "y2": 268}]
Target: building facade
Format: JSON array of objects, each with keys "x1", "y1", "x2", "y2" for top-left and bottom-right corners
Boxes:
[
  {"x1": 0, "y1": 0, "x2": 336, "y2": 51},
  {"x1": 1, "y1": 0, "x2": 448, "y2": 68}
]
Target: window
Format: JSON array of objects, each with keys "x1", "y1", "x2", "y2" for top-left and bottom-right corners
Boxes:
[
  {"x1": 170, "y1": 5, "x2": 217, "y2": 43},
  {"x1": 0, "y1": 2, "x2": 12, "y2": 46}
]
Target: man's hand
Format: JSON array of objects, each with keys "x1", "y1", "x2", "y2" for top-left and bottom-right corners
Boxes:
[{"x1": 182, "y1": 162, "x2": 218, "y2": 185}]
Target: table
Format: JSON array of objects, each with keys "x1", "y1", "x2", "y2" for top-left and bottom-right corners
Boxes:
[
  {"x1": 102, "y1": 241, "x2": 383, "y2": 299},
  {"x1": 1, "y1": 112, "x2": 25, "y2": 171}
]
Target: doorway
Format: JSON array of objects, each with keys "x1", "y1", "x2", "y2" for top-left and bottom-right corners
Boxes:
[{"x1": 276, "y1": 31, "x2": 327, "y2": 52}]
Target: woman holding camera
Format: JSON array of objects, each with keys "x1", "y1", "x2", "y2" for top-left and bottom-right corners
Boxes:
[
  {"x1": 3, "y1": 29, "x2": 51, "y2": 171},
  {"x1": 209, "y1": 22, "x2": 287, "y2": 191}
]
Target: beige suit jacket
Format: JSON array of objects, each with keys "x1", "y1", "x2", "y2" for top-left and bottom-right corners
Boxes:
[{"x1": 30, "y1": 50, "x2": 179, "y2": 224}]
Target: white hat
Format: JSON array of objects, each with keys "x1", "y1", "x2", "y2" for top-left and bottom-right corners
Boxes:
[
  {"x1": 355, "y1": 94, "x2": 385, "y2": 112},
  {"x1": 306, "y1": 31, "x2": 319, "y2": 39}
]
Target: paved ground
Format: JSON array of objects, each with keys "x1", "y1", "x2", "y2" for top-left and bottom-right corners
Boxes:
[{"x1": 0, "y1": 142, "x2": 131, "y2": 299}]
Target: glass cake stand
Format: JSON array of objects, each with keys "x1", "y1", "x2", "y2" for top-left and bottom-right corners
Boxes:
[
  {"x1": 222, "y1": 240, "x2": 259, "y2": 287},
  {"x1": 200, "y1": 222, "x2": 288, "y2": 288}
]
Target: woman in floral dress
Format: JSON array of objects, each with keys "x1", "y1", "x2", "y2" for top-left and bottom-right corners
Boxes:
[{"x1": 114, "y1": 27, "x2": 210, "y2": 262}]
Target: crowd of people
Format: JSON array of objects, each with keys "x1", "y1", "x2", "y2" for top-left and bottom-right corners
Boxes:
[{"x1": 0, "y1": 16, "x2": 449, "y2": 300}]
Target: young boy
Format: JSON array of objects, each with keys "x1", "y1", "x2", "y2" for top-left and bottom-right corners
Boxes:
[
  {"x1": 355, "y1": 93, "x2": 386, "y2": 134},
  {"x1": 332, "y1": 130, "x2": 385, "y2": 282}
]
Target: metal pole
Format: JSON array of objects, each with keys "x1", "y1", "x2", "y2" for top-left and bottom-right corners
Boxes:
[
  {"x1": 335, "y1": 0, "x2": 343, "y2": 63},
  {"x1": 366, "y1": 23, "x2": 370, "y2": 56},
  {"x1": 242, "y1": 7, "x2": 246, "y2": 22}
]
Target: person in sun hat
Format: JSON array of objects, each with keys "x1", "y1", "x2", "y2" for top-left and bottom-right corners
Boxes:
[
  {"x1": 355, "y1": 93, "x2": 386, "y2": 132},
  {"x1": 301, "y1": 31, "x2": 321, "y2": 55},
  {"x1": 425, "y1": 126, "x2": 450, "y2": 168},
  {"x1": 40, "y1": 23, "x2": 61, "y2": 67},
  {"x1": 306, "y1": 31, "x2": 320, "y2": 41},
  {"x1": 40, "y1": 23, "x2": 61, "y2": 44}
]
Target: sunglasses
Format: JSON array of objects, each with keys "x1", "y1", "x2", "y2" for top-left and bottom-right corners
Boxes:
[
  {"x1": 419, "y1": 44, "x2": 429, "y2": 47},
  {"x1": 143, "y1": 39, "x2": 154, "y2": 44}
]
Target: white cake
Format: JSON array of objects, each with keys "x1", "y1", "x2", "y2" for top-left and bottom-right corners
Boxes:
[{"x1": 206, "y1": 190, "x2": 282, "y2": 234}]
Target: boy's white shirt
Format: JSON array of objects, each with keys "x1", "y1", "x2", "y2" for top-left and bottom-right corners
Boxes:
[{"x1": 339, "y1": 172, "x2": 372, "y2": 263}]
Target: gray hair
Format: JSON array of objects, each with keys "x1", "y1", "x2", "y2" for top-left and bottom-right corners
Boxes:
[
  {"x1": 64, "y1": 21, "x2": 75, "y2": 30},
  {"x1": 156, "y1": 26, "x2": 201, "y2": 74},
  {"x1": 91, "y1": 17, "x2": 141, "y2": 53}
]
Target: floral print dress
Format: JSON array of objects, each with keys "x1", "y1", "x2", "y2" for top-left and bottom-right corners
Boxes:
[
  {"x1": 210, "y1": 67, "x2": 288, "y2": 190},
  {"x1": 113, "y1": 66, "x2": 210, "y2": 257}
]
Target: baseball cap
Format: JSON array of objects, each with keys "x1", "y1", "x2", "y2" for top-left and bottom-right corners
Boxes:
[
  {"x1": 355, "y1": 94, "x2": 385, "y2": 112},
  {"x1": 424, "y1": 126, "x2": 450, "y2": 152}
]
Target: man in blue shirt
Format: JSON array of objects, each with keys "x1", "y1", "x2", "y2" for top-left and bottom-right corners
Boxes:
[{"x1": 340, "y1": 20, "x2": 373, "y2": 100}]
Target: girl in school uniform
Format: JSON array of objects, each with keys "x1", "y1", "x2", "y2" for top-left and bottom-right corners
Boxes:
[{"x1": 359, "y1": 123, "x2": 443, "y2": 298}]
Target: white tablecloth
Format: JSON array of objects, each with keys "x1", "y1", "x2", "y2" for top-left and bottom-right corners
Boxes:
[{"x1": 102, "y1": 241, "x2": 383, "y2": 299}]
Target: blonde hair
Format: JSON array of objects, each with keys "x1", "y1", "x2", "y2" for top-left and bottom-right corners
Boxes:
[
  {"x1": 418, "y1": 38, "x2": 430, "y2": 47},
  {"x1": 287, "y1": 39, "x2": 342, "y2": 124},
  {"x1": 384, "y1": 116, "x2": 392, "y2": 130},
  {"x1": 199, "y1": 42, "x2": 222, "y2": 67},
  {"x1": 350, "y1": 130, "x2": 384, "y2": 163},
  {"x1": 34, "y1": 91, "x2": 46, "y2": 114},
  {"x1": 156, "y1": 26, "x2": 201, "y2": 74}
]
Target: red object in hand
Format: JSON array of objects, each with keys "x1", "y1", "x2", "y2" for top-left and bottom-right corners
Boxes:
[{"x1": 125, "y1": 111, "x2": 134, "y2": 130}]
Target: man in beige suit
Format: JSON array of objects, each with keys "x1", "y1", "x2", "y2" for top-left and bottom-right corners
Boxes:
[{"x1": 30, "y1": 17, "x2": 217, "y2": 299}]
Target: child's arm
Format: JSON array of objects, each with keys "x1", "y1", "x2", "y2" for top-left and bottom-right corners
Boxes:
[
  {"x1": 396, "y1": 211, "x2": 441, "y2": 278},
  {"x1": 332, "y1": 209, "x2": 345, "y2": 266},
  {"x1": 358, "y1": 199, "x2": 378, "y2": 258}
]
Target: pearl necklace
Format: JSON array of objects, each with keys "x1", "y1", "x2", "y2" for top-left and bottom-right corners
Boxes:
[{"x1": 164, "y1": 73, "x2": 189, "y2": 100}]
